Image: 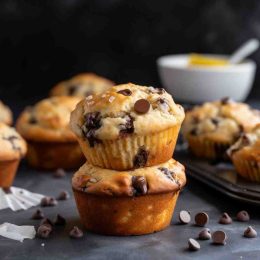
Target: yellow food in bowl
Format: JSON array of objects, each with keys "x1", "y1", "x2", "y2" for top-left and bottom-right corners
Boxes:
[{"x1": 189, "y1": 54, "x2": 229, "y2": 67}]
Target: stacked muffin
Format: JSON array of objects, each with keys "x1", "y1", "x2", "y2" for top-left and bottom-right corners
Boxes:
[{"x1": 70, "y1": 83, "x2": 186, "y2": 235}]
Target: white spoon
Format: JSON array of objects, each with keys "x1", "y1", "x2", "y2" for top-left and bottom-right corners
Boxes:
[{"x1": 229, "y1": 38, "x2": 259, "y2": 64}]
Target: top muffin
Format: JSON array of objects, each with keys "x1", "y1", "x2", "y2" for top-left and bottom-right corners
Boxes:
[
  {"x1": 70, "y1": 83, "x2": 185, "y2": 143},
  {"x1": 16, "y1": 96, "x2": 82, "y2": 142},
  {"x1": 50, "y1": 73, "x2": 114, "y2": 97},
  {"x1": 182, "y1": 98, "x2": 260, "y2": 144},
  {"x1": 0, "y1": 100, "x2": 13, "y2": 125},
  {"x1": 0, "y1": 123, "x2": 27, "y2": 161}
]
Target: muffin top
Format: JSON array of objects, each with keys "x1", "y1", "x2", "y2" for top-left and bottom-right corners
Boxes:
[
  {"x1": 72, "y1": 158, "x2": 186, "y2": 196},
  {"x1": 0, "y1": 100, "x2": 13, "y2": 125},
  {"x1": 228, "y1": 124, "x2": 260, "y2": 159},
  {"x1": 0, "y1": 123, "x2": 27, "y2": 161},
  {"x1": 50, "y1": 73, "x2": 114, "y2": 97},
  {"x1": 182, "y1": 98, "x2": 260, "y2": 143},
  {"x1": 16, "y1": 96, "x2": 82, "y2": 142},
  {"x1": 70, "y1": 83, "x2": 185, "y2": 145}
]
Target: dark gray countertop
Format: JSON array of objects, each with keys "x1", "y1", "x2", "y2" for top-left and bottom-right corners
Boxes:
[{"x1": 1, "y1": 159, "x2": 260, "y2": 260}]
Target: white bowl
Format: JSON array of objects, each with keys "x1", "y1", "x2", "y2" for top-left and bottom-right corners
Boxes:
[{"x1": 157, "y1": 54, "x2": 256, "y2": 103}]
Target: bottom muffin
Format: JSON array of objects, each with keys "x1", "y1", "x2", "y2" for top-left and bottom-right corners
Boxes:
[
  {"x1": 228, "y1": 124, "x2": 260, "y2": 182},
  {"x1": 72, "y1": 159, "x2": 186, "y2": 236},
  {"x1": 0, "y1": 123, "x2": 27, "y2": 188}
]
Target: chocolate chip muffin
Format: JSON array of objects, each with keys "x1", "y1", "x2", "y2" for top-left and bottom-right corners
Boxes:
[
  {"x1": 72, "y1": 158, "x2": 186, "y2": 235},
  {"x1": 228, "y1": 124, "x2": 260, "y2": 182},
  {"x1": 50, "y1": 73, "x2": 114, "y2": 97},
  {"x1": 0, "y1": 123, "x2": 27, "y2": 188},
  {"x1": 182, "y1": 98, "x2": 260, "y2": 160},
  {"x1": 0, "y1": 100, "x2": 13, "y2": 125},
  {"x1": 16, "y1": 96, "x2": 85, "y2": 170},
  {"x1": 70, "y1": 83, "x2": 185, "y2": 170}
]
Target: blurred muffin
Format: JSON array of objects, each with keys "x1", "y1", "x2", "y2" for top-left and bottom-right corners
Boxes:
[
  {"x1": 72, "y1": 158, "x2": 186, "y2": 235},
  {"x1": 228, "y1": 124, "x2": 260, "y2": 182},
  {"x1": 16, "y1": 96, "x2": 84, "y2": 170},
  {"x1": 70, "y1": 83, "x2": 185, "y2": 170},
  {"x1": 0, "y1": 123, "x2": 27, "y2": 188},
  {"x1": 0, "y1": 100, "x2": 13, "y2": 125},
  {"x1": 182, "y1": 98, "x2": 260, "y2": 160},
  {"x1": 50, "y1": 73, "x2": 114, "y2": 97}
]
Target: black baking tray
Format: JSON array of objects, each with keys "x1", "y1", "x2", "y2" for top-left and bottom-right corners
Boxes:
[{"x1": 175, "y1": 148, "x2": 260, "y2": 206}]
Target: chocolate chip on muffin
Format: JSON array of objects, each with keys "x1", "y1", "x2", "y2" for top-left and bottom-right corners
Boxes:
[
  {"x1": 119, "y1": 115, "x2": 134, "y2": 136},
  {"x1": 133, "y1": 146, "x2": 149, "y2": 168},
  {"x1": 132, "y1": 176, "x2": 148, "y2": 196},
  {"x1": 117, "y1": 89, "x2": 132, "y2": 96},
  {"x1": 69, "y1": 226, "x2": 84, "y2": 238},
  {"x1": 134, "y1": 99, "x2": 150, "y2": 114}
]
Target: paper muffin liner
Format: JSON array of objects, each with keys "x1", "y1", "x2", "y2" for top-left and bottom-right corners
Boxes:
[
  {"x1": 0, "y1": 159, "x2": 20, "y2": 188},
  {"x1": 187, "y1": 135, "x2": 232, "y2": 160},
  {"x1": 73, "y1": 189, "x2": 179, "y2": 236},
  {"x1": 77, "y1": 125, "x2": 181, "y2": 170},
  {"x1": 26, "y1": 141, "x2": 85, "y2": 170},
  {"x1": 231, "y1": 152, "x2": 260, "y2": 182}
]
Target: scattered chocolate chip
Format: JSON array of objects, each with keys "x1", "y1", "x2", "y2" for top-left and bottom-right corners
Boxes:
[
  {"x1": 159, "y1": 167, "x2": 174, "y2": 181},
  {"x1": 119, "y1": 115, "x2": 134, "y2": 136},
  {"x1": 31, "y1": 209, "x2": 44, "y2": 220},
  {"x1": 54, "y1": 214, "x2": 66, "y2": 226},
  {"x1": 3, "y1": 135, "x2": 21, "y2": 151},
  {"x1": 133, "y1": 146, "x2": 149, "y2": 168},
  {"x1": 221, "y1": 97, "x2": 233, "y2": 105},
  {"x1": 53, "y1": 168, "x2": 66, "y2": 178},
  {"x1": 188, "y1": 238, "x2": 200, "y2": 251},
  {"x1": 57, "y1": 191, "x2": 70, "y2": 200},
  {"x1": 198, "y1": 228, "x2": 211, "y2": 240},
  {"x1": 132, "y1": 176, "x2": 148, "y2": 196},
  {"x1": 69, "y1": 226, "x2": 84, "y2": 239},
  {"x1": 179, "y1": 210, "x2": 191, "y2": 224},
  {"x1": 237, "y1": 210, "x2": 250, "y2": 222},
  {"x1": 40, "y1": 218, "x2": 53, "y2": 227},
  {"x1": 134, "y1": 99, "x2": 150, "y2": 114},
  {"x1": 157, "y1": 98, "x2": 169, "y2": 111},
  {"x1": 37, "y1": 224, "x2": 52, "y2": 239},
  {"x1": 195, "y1": 212, "x2": 209, "y2": 227},
  {"x1": 40, "y1": 197, "x2": 58, "y2": 207},
  {"x1": 212, "y1": 231, "x2": 227, "y2": 245},
  {"x1": 29, "y1": 116, "x2": 37, "y2": 124},
  {"x1": 211, "y1": 118, "x2": 219, "y2": 125},
  {"x1": 244, "y1": 226, "x2": 257, "y2": 238},
  {"x1": 147, "y1": 87, "x2": 165, "y2": 94},
  {"x1": 190, "y1": 128, "x2": 198, "y2": 136},
  {"x1": 219, "y1": 212, "x2": 232, "y2": 224},
  {"x1": 117, "y1": 89, "x2": 132, "y2": 96},
  {"x1": 68, "y1": 85, "x2": 78, "y2": 95}
]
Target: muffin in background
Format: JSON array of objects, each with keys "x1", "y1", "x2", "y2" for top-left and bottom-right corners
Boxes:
[
  {"x1": 0, "y1": 100, "x2": 13, "y2": 125},
  {"x1": 70, "y1": 83, "x2": 185, "y2": 170},
  {"x1": 72, "y1": 158, "x2": 186, "y2": 235},
  {"x1": 0, "y1": 123, "x2": 27, "y2": 188},
  {"x1": 50, "y1": 73, "x2": 114, "y2": 97},
  {"x1": 16, "y1": 96, "x2": 84, "y2": 170},
  {"x1": 182, "y1": 98, "x2": 260, "y2": 160},
  {"x1": 228, "y1": 124, "x2": 260, "y2": 182}
]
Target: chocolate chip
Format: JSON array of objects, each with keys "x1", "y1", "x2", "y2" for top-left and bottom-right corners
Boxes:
[
  {"x1": 40, "y1": 218, "x2": 53, "y2": 227},
  {"x1": 37, "y1": 224, "x2": 52, "y2": 239},
  {"x1": 119, "y1": 115, "x2": 134, "y2": 136},
  {"x1": 211, "y1": 118, "x2": 219, "y2": 125},
  {"x1": 244, "y1": 226, "x2": 257, "y2": 238},
  {"x1": 3, "y1": 135, "x2": 20, "y2": 151},
  {"x1": 31, "y1": 209, "x2": 44, "y2": 220},
  {"x1": 132, "y1": 176, "x2": 148, "y2": 196},
  {"x1": 219, "y1": 212, "x2": 232, "y2": 224},
  {"x1": 195, "y1": 212, "x2": 209, "y2": 227},
  {"x1": 179, "y1": 210, "x2": 191, "y2": 224},
  {"x1": 68, "y1": 85, "x2": 78, "y2": 95},
  {"x1": 85, "y1": 129, "x2": 101, "y2": 147},
  {"x1": 190, "y1": 128, "x2": 198, "y2": 136},
  {"x1": 134, "y1": 99, "x2": 150, "y2": 114},
  {"x1": 198, "y1": 228, "x2": 211, "y2": 240},
  {"x1": 54, "y1": 214, "x2": 66, "y2": 226},
  {"x1": 29, "y1": 116, "x2": 37, "y2": 124},
  {"x1": 188, "y1": 238, "x2": 200, "y2": 251},
  {"x1": 147, "y1": 87, "x2": 165, "y2": 94},
  {"x1": 40, "y1": 197, "x2": 58, "y2": 207},
  {"x1": 133, "y1": 146, "x2": 149, "y2": 168},
  {"x1": 221, "y1": 97, "x2": 233, "y2": 105},
  {"x1": 57, "y1": 191, "x2": 70, "y2": 200},
  {"x1": 212, "y1": 231, "x2": 227, "y2": 245},
  {"x1": 53, "y1": 168, "x2": 66, "y2": 178},
  {"x1": 159, "y1": 167, "x2": 174, "y2": 181},
  {"x1": 69, "y1": 226, "x2": 84, "y2": 239},
  {"x1": 117, "y1": 89, "x2": 132, "y2": 96},
  {"x1": 237, "y1": 210, "x2": 250, "y2": 222}
]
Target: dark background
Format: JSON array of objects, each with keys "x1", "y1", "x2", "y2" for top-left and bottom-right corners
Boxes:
[{"x1": 0, "y1": 0, "x2": 260, "y2": 101}]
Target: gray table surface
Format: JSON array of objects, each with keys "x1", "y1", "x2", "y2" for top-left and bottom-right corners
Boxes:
[{"x1": 1, "y1": 159, "x2": 260, "y2": 260}]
